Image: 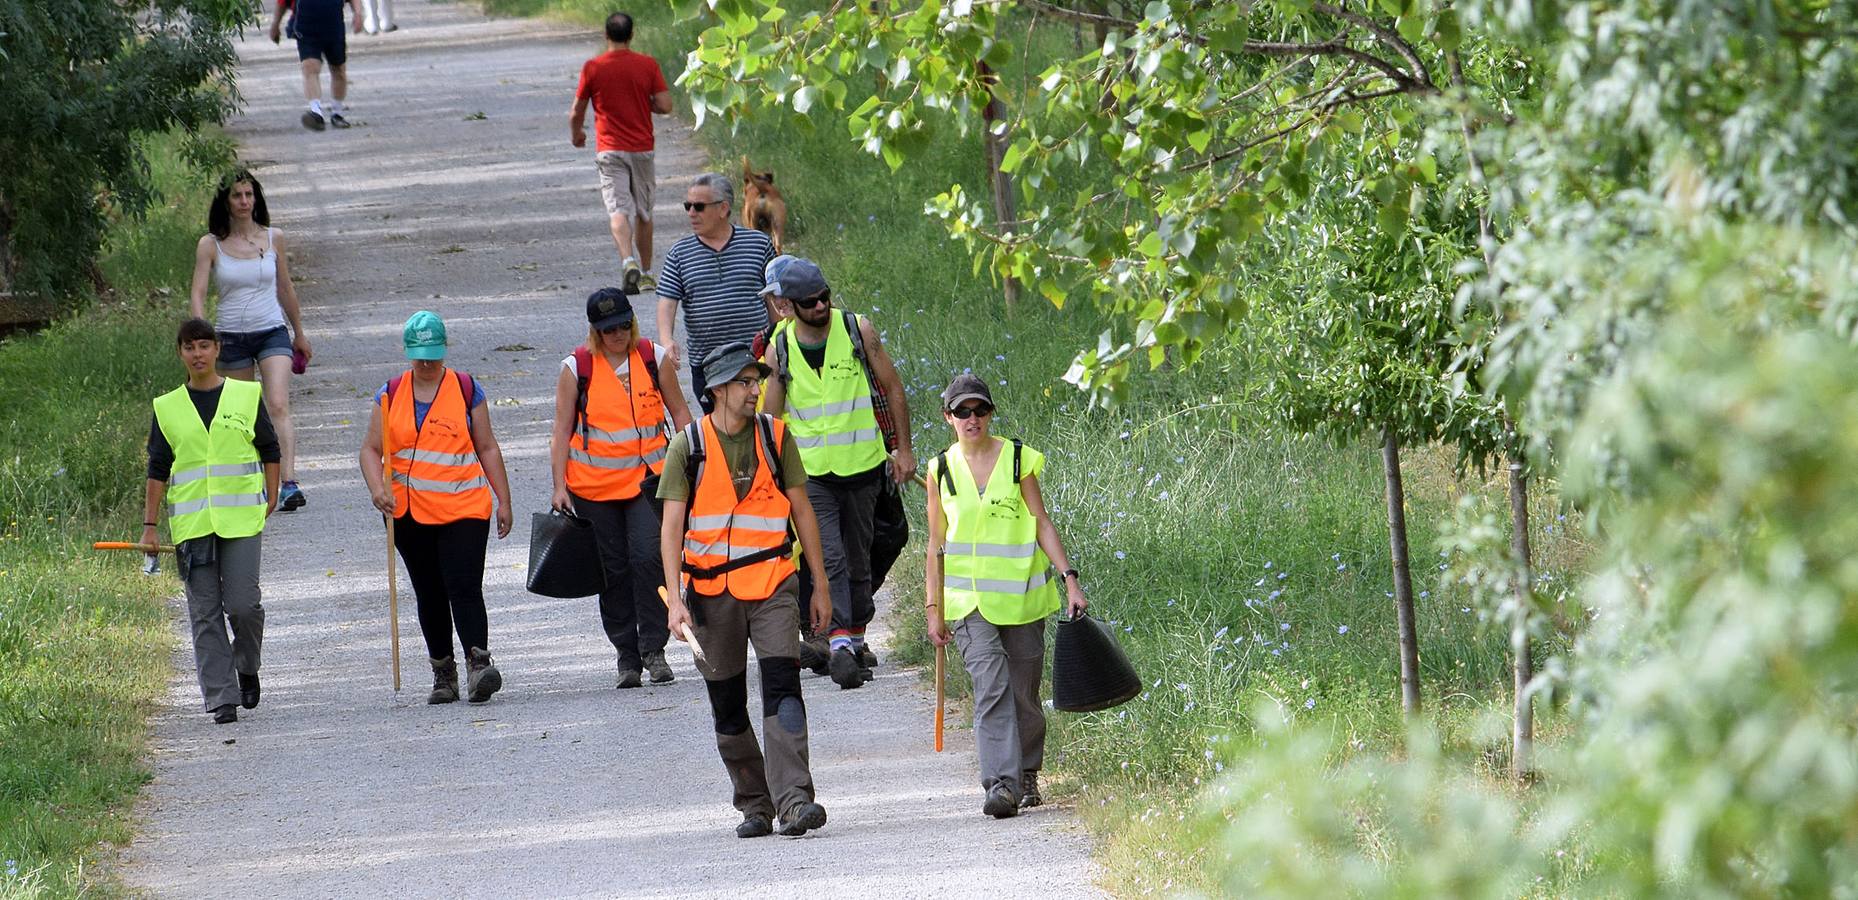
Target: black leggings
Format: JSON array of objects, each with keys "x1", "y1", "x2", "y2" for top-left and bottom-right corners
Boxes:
[{"x1": 394, "y1": 515, "x2": 490, "y2": 660}]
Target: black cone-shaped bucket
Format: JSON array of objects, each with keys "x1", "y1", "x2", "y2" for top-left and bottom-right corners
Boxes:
[{"x1": 1051, "y1": 612, "x2": 1142, "y2": 713}]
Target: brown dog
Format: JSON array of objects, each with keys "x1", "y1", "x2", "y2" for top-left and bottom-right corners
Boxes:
[{"x1": 741, "y1": 156, "x2": 787, "y2": 253}]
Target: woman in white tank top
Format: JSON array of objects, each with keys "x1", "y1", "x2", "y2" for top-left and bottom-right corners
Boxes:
[{"x1": 189, "y1": 171, "x2": 314, "y2": 510}]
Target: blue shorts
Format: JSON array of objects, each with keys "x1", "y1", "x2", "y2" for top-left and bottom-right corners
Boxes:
[
  {"x1": 218, "y1": 326, "x2": 292, "y2": 370},
  {"x1": 293, "y1": 21, "x2": 347, "y2": 67}
]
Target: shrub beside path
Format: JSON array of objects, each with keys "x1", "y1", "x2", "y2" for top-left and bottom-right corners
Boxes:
[{"x1": 118, "y1": 2, "x2": 1097, "y2": 895}]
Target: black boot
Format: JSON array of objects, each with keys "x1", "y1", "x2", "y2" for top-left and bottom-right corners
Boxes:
[
  {"x1": 428, "y1": 656, "x2": 459, "y2": 704},
  {"x1": 212, "y1": 704, "x2": 238, "y2": 724},
  {"x1": 238, "y1": 671, "x2": 261, "y2": 709}
]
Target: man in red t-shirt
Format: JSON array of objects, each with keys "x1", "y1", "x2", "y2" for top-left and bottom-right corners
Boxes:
[{"x1": 570, "y1": 12, "x2": 673, "y2": 296}]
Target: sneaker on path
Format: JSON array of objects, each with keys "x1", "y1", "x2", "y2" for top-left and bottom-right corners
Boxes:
[
  {"x1": 616, "y1": 666, "x2": 642, "y2": 689},
  {"x1": 798, "y1": 635, "x2": 830, "y2": 676},
  {"x1": 736, "y1": 814, "x2": 773, "y2": 839},
  {"x1": 428, "y1": 656, "x2": 459, "y2": 704},
  {"x1": 622, "y1": 259, "x2": 642, "y2": 296},
  {"x1": 300, "y1": 109, "x2": 325, "y2": 131},
  {"x1": 637, "y1": 271, "x2": 656, "y2": 291},
  {"x1": 777, "y1": 802, "x2": 828, "y2": 837},
  {"x1": 279, "y1": 481, "x2": 306, "y2": 511},
  {"x1": 330, "y1": 113, "x2": 350, "y2": 129},
  {"x1": 643, "y1": 650, "x2": 674, "y2": 684}
]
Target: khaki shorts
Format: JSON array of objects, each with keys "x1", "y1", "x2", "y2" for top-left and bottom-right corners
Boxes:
[{"x1": 596, "y1": 150, "x2": 655, "y2": 220}]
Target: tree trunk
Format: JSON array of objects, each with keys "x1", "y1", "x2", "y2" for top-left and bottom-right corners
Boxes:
[
  {"x1": 978, "y1": 61, "x2": 1020, "y2": 311},
  {"x1": 1382, "y1": 426, "x2": 1422, "y2": 716},
  {"x1": 1507, "y1": 457, "x2": 1535, "y2": 781}
]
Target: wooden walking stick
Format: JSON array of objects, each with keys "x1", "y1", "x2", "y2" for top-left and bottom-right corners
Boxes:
[
  {"x1": 657, "y1": 585, "x2": 708, "y2": 665},
  {"x1": 382, "y1": 400, "x2": 401, "y2": 692},
  {"x1": 934, "y1": 641, "x2": 946, "y2": 752}
]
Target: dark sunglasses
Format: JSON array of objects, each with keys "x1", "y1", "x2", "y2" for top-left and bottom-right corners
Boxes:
[
  {"x1": 683, "y1": 201, "x2": 716, "y2": 212},
  {"x1": 792, "y1": 290, "x2": 831, "y2": 310},
  {"x1": 598, "y1": 323, "x2": 630, "y2": 335},
  {"x1": 949, "y1": 403, "x2": 994, "y2": 419}
]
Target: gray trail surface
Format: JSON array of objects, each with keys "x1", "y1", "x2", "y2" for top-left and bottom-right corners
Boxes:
[{"x1": 118, "y1": 1, "x2": 1099, "y2": 897}]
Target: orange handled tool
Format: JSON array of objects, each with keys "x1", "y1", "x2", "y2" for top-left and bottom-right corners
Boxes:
[{"x1": 93, "y1": 541, "x2": 176, "y2": 552}]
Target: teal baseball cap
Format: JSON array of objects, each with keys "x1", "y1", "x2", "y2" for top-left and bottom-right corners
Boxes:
[{"x1": 403, "y1": 310, "x2": 448, "y2": 360}]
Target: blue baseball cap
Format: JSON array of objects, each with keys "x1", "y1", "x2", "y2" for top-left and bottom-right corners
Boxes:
[{"x1": 760, "y1": 255, "x2": 829, "y2": 299}]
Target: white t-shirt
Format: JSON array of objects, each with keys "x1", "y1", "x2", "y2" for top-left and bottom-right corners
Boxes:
[{"x1": 212, "y1": 229, "x2": 287, "y2": 333}]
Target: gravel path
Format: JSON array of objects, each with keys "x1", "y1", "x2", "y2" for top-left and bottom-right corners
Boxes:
[{"x1": 118, "y1": 2, "x2": 1098, "y2": 896}]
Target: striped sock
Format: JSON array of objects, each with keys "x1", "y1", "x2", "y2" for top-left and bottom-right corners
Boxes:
[
  {"x1": 849, "y1": 631, "x2": 867, "y2": 650},
  {"x1": 829, "y1": 634, "x2": 853, "y2": 653}
]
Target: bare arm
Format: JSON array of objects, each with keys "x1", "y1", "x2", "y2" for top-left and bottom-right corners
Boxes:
[
  {"x1": 661, "y1": 497, "x2": 693, "y2": 638},
  {"x1": 655, "y1": 297, "x2": 681, "y2": 370},
  {"x1": 141, "y1": 479, "x2": 166, "y2": 550},
  {"x1": 272, "y1": 231, "x2": 311, "y2": 361},
  {"x1": 1020, "y1": 474, "x2": 1086, "y2": 615},
  {"x1": 189, "y1": 235, "x2": 214, "y2": 319},
  {"x1": 550, "y1": 365, "x2": 577, "y2": 510},
  {"x1": 569, "y1": 96, "x2": 591, "y2": 147},
  {"x1": 859, "y1": 315, "x2": 914, "y2": 479},
  {"x1": 467, "y1": 400, "x2": 514, "y2": 538},
  {"x1": 348, "y1": 0, "x2": 363, "y2": 32},
  {"x1": 359, "y1": 397, "x2": 394, "y2": 514},
  {"x1": 651, "y1": 90, "x2": 673, "y2": 115},
  {"x1": 760, "y1": 370, "x2": 786, "y2": 417},
  {"x1": 659, "y1": 363, "x2": 693, "y2": 430}
]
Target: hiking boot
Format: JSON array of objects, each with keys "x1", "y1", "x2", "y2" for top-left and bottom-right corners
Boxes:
[
  {"x1": 212, "y1": 704, "x2": 238, "y2": 724},
  {"x1": 465, "y1": 647, "x2": 502, "y2": 703},
  {"x1": 736, "y1": 813, "x2": 773, "y2": 839},
  {"x1": 428, "y1": 656, "x2": 459, "y2": 704},
  {"x1": 855, "y1": 644, "x2": 879, "y2": 669},
  {"x1": 616, "y1": 666, "x2": 642, "y2": 689},
  {"x1": 643, "y1": 650, "x2": 674, "y2": 684},
  {"x1": 279, "y1": 481, "x2": 306, "y2": 511},
  {"x1": 797, "y1": 634, "x2": 830, "y2": 676},
  {"x1": 300, "y1": 109, "x2": 326, "y2": 131},
  {"x1": 1020, "y1": 770, "x2": 1042, "y2": 808},
  {"x1": 777, "y1": 802, "x2": 828, "y2": 836},
  {"x1": 238, "y1": 671, "x2": 261, "y2": 709},
  {"x1": 622, "y1": 259, "x2": 642, "y2": 296},
  {"x1": 329, "y1": 113, "x2": 351, "y2": 129},
  {"x1": 983, "y1": 783, "x2": 1020, "y2": 819},
  {"x1": 828, "y1": 647, "x2": 865, "y2": 690}
]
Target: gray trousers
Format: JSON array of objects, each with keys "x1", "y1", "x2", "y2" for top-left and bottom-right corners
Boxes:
[
  {"x1": 691, "y1": 575, "x2": 814, "y2": 820},
  {"x1": 181, "y1": 535, "x2": 265, "y2": 711},
  {"x1": 805, "y1": 475, "x2": 879, "y2": 636},
  {"x1": 952, "y1": 611, "x2": 1047, "y2": 794}
]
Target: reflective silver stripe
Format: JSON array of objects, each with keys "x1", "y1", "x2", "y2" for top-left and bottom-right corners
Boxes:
[
  {"x1": 392, "y1": 471, "x2": 490, "y2": 493},
  {"x1": 942, "y1": 570, "x2": 1052, "y2": 595},
  {"x1": 169, "y1": 461, "x2": 261, "y2": 487},
  {"x1": 790, "y1": 395, "x2": 872, "y2": 421},
  {"x1": 392, "y1": 448, "x2": 479, "y2": 467},
  {"x1": 582, "y1": 424, "x2": 661, "y2": 443},
  {"x1": 568, "y1": 448, "x2": 654, "y2": 470},
  {"x1": 642, "y1": 445, "x2": 667, "y2": 465},
  {"x1": 684, "y1": 539, "x2": 787, "y2": 560},
  {"x1": 687, "y1": 513, "x2": 789, "y2": 533},
  {"x1": 943, "y1": 540, "x2": 1037, "y2": 559},
  {"x1": 170, "y1": 492, "x2": 267, "y2": 516},
  {"x1": 792, "y1": 428, "x2": 881, "y2": 449}
]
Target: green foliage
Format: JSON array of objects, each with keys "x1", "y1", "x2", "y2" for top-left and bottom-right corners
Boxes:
[
  {"x1": 0, "y1": 139, "x2": 201, "y2": 898},
  {"x1": 0, "y1": 0, "x2": 242, "y2": 305}
]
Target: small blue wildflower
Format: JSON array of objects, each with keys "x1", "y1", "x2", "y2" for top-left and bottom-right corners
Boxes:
[
  {"x1": 1279, "y1": 622, "x2": 1290, "y2": 631},
  {"x1": 1268, "y1": 590, "x2": 1281, "y2": 600},
  {"x1": 1213, "y1": 626, "x2": 1229, "y2": 640},
  {"x1": 1115, "y1": 550, "x2": 1127, "y2": 560},
  {"x1": 1304, "y1": 698, "x2": 1316, "y2": 710},
  {"x1": 1337, "y1": 625, "x2": 1350, "y2": 635},
  {"x1": 1264, "y1": 561, "x2": 1273, "y2": 569},
  {"x1": 1276, "y1": 572, "x2": 1287, "y2": 580}
]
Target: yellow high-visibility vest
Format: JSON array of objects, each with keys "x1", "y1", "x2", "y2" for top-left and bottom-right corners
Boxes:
[
  {"x1": 153, "y1": 380, "x2": 267, "y2": 543},
  {"x1": 932, "y1": 438, "x2": 1059, "y2": 625}
]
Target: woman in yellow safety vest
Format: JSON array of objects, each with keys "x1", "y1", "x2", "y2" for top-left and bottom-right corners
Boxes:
[
  {"x1": 925, "y1": 373, "x2": 1088, "y2": 819},
  {"x1": 549, "y1": 288, "x2": 692, "y2": 688},
  {"x1": 359, "y1": 311, "x2": 514, "y2": 706}
]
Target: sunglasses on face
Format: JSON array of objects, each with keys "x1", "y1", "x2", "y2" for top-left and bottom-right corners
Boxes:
[
  {"x1": 683, "y1": 201, "x2": 716, "y2": 212},
  {"x1": 598, "y1": 323, "x2": 629, "y2": 335},
  {"x1": 949, "y1": 403, "x2": 993, "y2": 419},
  {"x1": 792, "y1": 291, "x2": 831, "y2": 310}
]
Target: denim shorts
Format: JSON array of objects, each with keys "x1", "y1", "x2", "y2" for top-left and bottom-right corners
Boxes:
[{"x1": 218, "y1": 326, "x2": 292, "y2": 370}]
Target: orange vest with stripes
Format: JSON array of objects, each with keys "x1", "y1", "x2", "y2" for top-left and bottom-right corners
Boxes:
[
  {"x1": 682, "y1": 415, "x2": 795, "y2": 600},
  {"x1": 384, "y1": 369, "x2": 493, "y2": 524},
  {"x1": 568, "y1": 344, "x2": 669, "y2": 501}
]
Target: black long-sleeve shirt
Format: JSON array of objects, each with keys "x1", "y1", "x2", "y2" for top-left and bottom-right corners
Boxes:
[{"x1": 146, "y1": 383, "x2": 282, "y2": 481}]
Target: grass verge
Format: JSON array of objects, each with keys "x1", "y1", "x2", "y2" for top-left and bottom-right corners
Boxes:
[
  {"x1": 481, "y1": 2, "x2": 1591, "y2": 892},
  {"x1": 0, "y1": 138, "x2": 212, "y2": 898}
]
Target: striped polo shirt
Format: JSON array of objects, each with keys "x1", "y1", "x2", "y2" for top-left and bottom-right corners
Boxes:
[{"x1": 656, "y1": 225, "x2": 777, "y2": 364}]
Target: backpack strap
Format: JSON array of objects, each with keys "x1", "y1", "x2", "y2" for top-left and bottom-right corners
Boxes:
[
  {"x1": 455, "y1": 370, "x2": 476, "y2": 407},
  {"x1": 386, "y1": 372, "x2": 404, "y2": 401},
  {"x1": 1012, "y1": 438, "x2": 1023, "y2": 484},
  {"x1": 755, "y1": 413, "x2": 784, "y2": 488},
  {"x1": 572, "y1": 347, "x2": 593, "y2": 450},
  {"x1": 637, "y1": 338, "x2": 661, "y2": 393},
  {"x1": 684, "y1": 421, "x2": 706, "y2": 499},
  {"x1": 936, "y1": 450, "x2": 955, "y2": 496},
  {"x1": 771, "y1": 322, "x2": 792, "y2": 385}
]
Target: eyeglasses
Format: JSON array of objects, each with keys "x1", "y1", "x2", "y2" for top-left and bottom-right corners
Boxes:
[
  {"x1": 793, "y1": 291, "x2": 830, "y2": 310},
  {"x1": 728, "y1": 375, "x2": 764, "y2": 388},
  {"x1": 949, "y1": 403, "x2": 993, "y2": 419},
  {"x1": 598, "y1": 323, "x2": 629, "y2": 335},
  {"x1": 683, "y1": 201, "x2": 717, "y2": 212}
]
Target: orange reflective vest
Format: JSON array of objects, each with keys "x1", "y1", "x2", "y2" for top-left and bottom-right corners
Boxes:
[
  {"x1": 384, "y1": 369, "x2": 493, "y2": 524},
  {"x1": 567, "y1": 344, "x2": 669, "y2": 501},
  {"x1": 681, "y1": 414, "x2": 795, "y2": 600}
]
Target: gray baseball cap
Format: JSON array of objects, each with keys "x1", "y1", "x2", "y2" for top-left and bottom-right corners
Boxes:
[
  {"x1": 699, "y1": 341, "x2": 772, "y2": 394},
  {"x1": 760, "y1": 255, "x2": 829, "y2": 300},
  {"x1": 940, "y1": 373, "x2": 993, "y2": 411}
]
